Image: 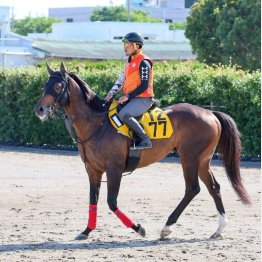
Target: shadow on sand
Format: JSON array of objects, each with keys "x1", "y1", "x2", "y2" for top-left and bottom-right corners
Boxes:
[{"x1": 0, "y1": 237, "x2": 218, "y2": 253}]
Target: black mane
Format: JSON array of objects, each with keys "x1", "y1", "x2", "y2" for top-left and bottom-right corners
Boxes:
[{"x1": 69, "y1": 73, "x2": 109, "y2": 112}]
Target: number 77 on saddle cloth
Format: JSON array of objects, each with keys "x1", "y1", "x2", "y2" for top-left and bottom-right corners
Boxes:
[{"x1": 108, "y1": 101, "x2": 173, "y2": 139}]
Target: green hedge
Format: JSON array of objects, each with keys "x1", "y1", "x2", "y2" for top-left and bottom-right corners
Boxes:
[{"x1": 0, "y1": 62, "x2": 260, "y2": 156}]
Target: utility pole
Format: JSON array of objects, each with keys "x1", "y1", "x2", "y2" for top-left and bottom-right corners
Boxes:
[
  {"x1": 127, "y1": 0, "x2": 131, "y2": 22},
  {"x1": 11, "y1": 6, "x2": 14, "y2": 31}
]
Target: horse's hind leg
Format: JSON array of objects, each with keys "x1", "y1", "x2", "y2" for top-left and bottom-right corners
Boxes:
[
  {"x1": 161, "y1": 156, "x2": 200, "y2": 238},
  {"x1": 198, "y1": 159, "x2": 228, "y2": 239}
]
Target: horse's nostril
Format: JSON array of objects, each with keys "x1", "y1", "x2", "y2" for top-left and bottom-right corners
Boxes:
[{"x1": 34, "y1": 104, "x2": 44, "y2": 115}]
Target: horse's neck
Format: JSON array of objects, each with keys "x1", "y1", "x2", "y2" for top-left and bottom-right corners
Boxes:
[
  {"x1": 66, "y1": 77, "x2": 93, "y2": 115},
  {"x1": 65, "y1": 78, "x2": 102, "y2": 141}
]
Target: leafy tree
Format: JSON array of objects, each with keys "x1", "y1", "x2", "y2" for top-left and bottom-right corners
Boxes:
[
  {"x1": 185, "y1": 0, "x2": 261, "y2": 71},
  {"x1": 91, "y1": 6, "x2": 161, "y2": 22},
  {"x1": 130, "y1": 9, "x2": 161, "y2": 22},
  {"x1": 12, "y1": 16, "x2": 62, "y2": 36},
  {"x1": 169, "y1": 21, "x2": 187, "y2": 30},
  {"x1": 216, "y1": 0, "x2": 261, "y2": 71},
  {"x1": 91, "y1": 6, "x2": 127, "y2": 21},
  {"x1": 185, "y1": 0, "x2": 224, "y2": 64}
]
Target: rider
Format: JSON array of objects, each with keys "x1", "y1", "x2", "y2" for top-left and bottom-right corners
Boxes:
[{"x1": 105, "y1": 32, "x2": 154, "y2": 149}]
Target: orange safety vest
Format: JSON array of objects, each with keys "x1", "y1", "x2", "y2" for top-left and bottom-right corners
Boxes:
[{"x1": 123, "y1": 53, "x2": 154, "y2": 98}]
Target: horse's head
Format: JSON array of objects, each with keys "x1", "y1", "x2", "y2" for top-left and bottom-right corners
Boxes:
[{"x1": 34, "y1": 62, "x2": 70, "y2": 121}]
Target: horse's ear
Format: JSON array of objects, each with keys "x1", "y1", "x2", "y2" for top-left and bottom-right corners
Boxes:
[
  {"x1": 46, "y1": 63, "x2": 54, "y2": 75},
  {"x1": 60, "y1": 62, "x2": 67, "y2": 78}
]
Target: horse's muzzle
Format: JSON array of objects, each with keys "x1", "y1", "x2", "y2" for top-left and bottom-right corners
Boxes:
[{"x1": 34, "y1": 104, "x2": 49, "y2": 121}]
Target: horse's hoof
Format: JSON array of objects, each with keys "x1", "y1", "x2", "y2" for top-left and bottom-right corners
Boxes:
[
  {"x1": 210, "y1": 233, "x2": 223, "y2": 239},
  {"x1": 75, "y1": 233, "x2": 88, "y2": 241},
  {"x1": 138, "y1": 225, "x2": 146, "y2": 237},
  {"x1": 160, "y1": 226, "x2": 172, "y2": 239}
]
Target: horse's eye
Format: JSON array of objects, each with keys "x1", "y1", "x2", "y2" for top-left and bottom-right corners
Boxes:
[{"x1": 54, "y1": 84, "x2": 62, "y2": 93}]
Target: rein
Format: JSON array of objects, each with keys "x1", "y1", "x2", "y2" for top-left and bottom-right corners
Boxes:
[
  {"x1": 45, "y1": 72, "x2": 134, "y2": 182},
  {"x1": 49, "y1": 104, "x2": 118, "y2": 144},
  {"x1": 61, "y1": 109, "x2": 112, "y2": 121}
]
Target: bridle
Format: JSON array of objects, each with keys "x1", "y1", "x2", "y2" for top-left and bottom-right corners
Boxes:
[
  {"x1": 46, "y1": 72, "x2": 111, "y2": 119},
  {"x1": 44, "y1": 72, "x2": 117, "y2": 143},
  {"x1": 44, "y1": 73, "x2": 69, "y2": 108}
]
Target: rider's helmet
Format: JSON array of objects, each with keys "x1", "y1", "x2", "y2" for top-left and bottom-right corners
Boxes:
[{"x1": 122, "y1": 32, "x2": 144, "y2": 46}]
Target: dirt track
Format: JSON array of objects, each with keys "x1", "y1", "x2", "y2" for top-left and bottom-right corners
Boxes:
[{"x1": 0, "y1": 146, "x2": 260, "y2": 261}]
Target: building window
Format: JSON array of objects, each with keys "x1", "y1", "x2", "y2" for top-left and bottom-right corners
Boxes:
[
  {"x1": 185, "y1": 0, "x2": 197, "y2": 8},
  {"x1": 165, "y1": 19, "x2": 172, "y2": 23},
  {"x1": 66, "y1": 18, "x2": 74, "y2": 22}
]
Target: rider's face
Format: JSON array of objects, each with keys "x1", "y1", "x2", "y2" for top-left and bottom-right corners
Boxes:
[{"x1": 124, "y1": 42, "x2": 135, "y2": 56}]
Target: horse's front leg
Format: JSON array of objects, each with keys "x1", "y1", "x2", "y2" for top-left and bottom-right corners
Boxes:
[
  {"x1": 107, "y1": 168, "x2": 146, "y2": 237},
  {"x1": 75, "y1": 175, "x2": 102, "y2": 240}
]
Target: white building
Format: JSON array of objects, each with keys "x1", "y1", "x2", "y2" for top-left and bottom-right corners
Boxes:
[
  {"x1": 28, "y1": 21, "x2": 188, "y2": 42},
  {"x1": 130, "y1": 0, "x2": 191, "y2": 22},
  {"x1": 48, "y1": 0, "x2": 192, "y2": 23},
  {"x1": 0, "y1": 6, "x2": 45, "y2": 67},
  {"x1": 52, "y1": 22, "x2": 173, "y2": 41},
  {"x1": 49, "y1": 7, "x2": 95, "y2": 23}
]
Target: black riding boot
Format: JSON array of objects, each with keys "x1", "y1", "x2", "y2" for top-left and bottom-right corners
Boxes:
[{"x1": 123, "y1": 115, "x2": 152, "y2": 150}]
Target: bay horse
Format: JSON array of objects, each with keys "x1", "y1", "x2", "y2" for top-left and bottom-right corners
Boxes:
[{"x1": 34, "y1": 63, "x2": 251, "y2": 241}]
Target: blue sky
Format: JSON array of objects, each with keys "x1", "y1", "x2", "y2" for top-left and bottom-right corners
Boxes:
[{"x1": 1, "y1": 0, "x2": 126, "y2": 18}]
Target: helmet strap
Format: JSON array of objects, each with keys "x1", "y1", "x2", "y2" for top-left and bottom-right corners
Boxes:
[
  {"x1": 131, "y1": 43, "x2": 138, "y2": 56},
  {"x1": 128, "y1": 44, "x2": 142, "y2": 62},
  {"x1": 131, "y1": 43, "x2": 143, "y2": 56}
]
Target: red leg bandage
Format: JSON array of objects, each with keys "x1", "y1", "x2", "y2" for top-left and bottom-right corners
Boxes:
[
  {"x1": 87, "y1": 205, "x2": 97, "y2": 230},
  {"x1": 114, "y1": 208, "x2": 134, "y2": 228}
]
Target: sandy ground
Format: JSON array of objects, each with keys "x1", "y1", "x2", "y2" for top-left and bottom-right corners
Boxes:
[{"x1": 0, "y1": 145, "x2": 260, "y2": 262}]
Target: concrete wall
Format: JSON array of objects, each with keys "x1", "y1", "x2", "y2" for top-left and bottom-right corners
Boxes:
[
  {"x1": 174, "y1": 30, "x2": 188, "y2": 42},
  {"x1": 0, "y1": 52, "x2": 33, "y2": 67},
  {"x1": 28, "y1": 22, "x2": 189, "y2": 43},
  {"x1": 51, "y1": 22, "x2": 171, "y2": 41}
]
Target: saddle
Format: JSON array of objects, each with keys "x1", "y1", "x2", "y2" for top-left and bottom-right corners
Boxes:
[{"x1": 108, "y1": 100, "x2": 173, "y2": 140}]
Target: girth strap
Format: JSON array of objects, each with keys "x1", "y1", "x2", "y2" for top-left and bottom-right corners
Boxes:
[{"x1": 124, "y1": 148, "x2": 141, "y2": 172}]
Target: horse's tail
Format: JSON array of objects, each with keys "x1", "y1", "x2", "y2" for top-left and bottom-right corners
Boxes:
[{"x1": 213, "y1": 111, "x2": 251, "y2": 205}]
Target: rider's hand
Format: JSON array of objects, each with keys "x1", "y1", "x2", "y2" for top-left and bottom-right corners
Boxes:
[
  {"x1": 105, "y1": 93, "x2": 113, "y2": 102},
  {"x1": 118, "y1": 95, "x2": 129, "y2": 104}
]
